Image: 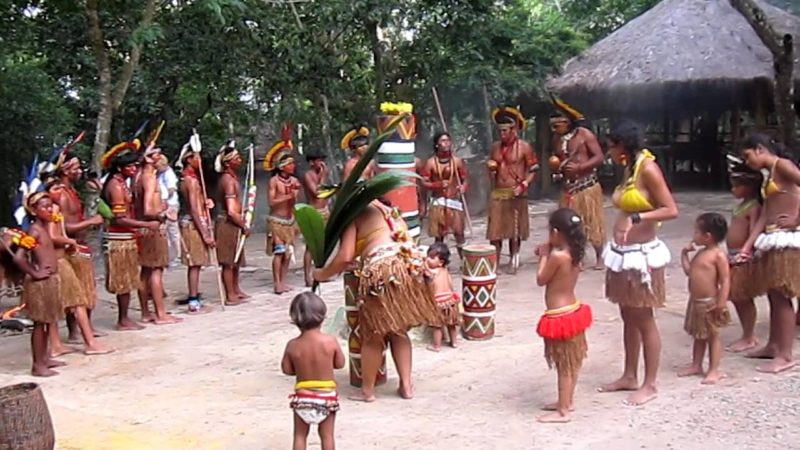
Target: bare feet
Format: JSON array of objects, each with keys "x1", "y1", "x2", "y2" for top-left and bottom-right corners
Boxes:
[
  {"x1": 66, "y1": 335, "x2": 82, "y2": 345},
  {"x1": 426, "y1": 345, "x2": 441, "y2": 353},
  {"x1": 755, "y1": 357, "x2": 796, "y2": 374},
  {"x1": 237, "y1": 291, "x2": 252, "y2": 299},
  {"x1": 348, "y1": 392, "x2": 376, "y2": 403},
  {"x1": 537, "y1": 412, "x2": 571, "y2": 423},
  {"x1": 597, "y1": 377, "x2": 638, "y2": 393},
  {"x1": 116, "y1": 319, "x2": 145, "y2": 331},
  {"x1": 623, "y1": 386, "x2": 658, "y2": 406},
  {"x1": 84, "y1": 345, "x2": 115, "y2": 356},
  {"x1": 677, "y1": 364, "x2": 704, "y2": 377},
  {"x1": 32, "y1": 366, "x2": 59, "y2": 377},
  {"x1": 541, "y1": 402, "x2": 575, "y2": 412},
  {"x1": 397, "y1": 383, "x2": 414, "y2": 400},
  {"x1": 225, "y1": 298, "x2": 249, "y2": 306},
  {"x1": 449, "y1": 341, "x2": 458, "y2": 349},
  {"x1": 140, "y1": 314, "x2": 156, "y2": 324},
  {"x1": 51, "y1": 347, "x2": 76, "y2": 358},
  {"x1": 745, "y1": 345, "x2": 776, "y2": 359},
  {"x1": 592, "y1": 262, "x2": 605, "y2": 271},
  {"x1": 47, "y1": 359, "x2": 67, "y2": 368},
  {"x1": 154, "y1": 315, "x2": 183, "y2": 325},
  {"x1": 726, "y1": 338, "x2": 759, "y2": 353},
  {"x1": 701, "y1": 371, "x2": 727, "y2": 385},
  {"x1": 92, "y1": 329, "x2": 109, "y2": 338}
]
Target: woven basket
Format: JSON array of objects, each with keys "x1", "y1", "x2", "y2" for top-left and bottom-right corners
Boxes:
[{"x1": 0, "y1": 383, "x2": 55, "y2": 450}]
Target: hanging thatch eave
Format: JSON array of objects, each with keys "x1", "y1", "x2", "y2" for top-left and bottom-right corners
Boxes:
[{"x1": 546, "y1": 0, "x2": 800, "y2": 119}]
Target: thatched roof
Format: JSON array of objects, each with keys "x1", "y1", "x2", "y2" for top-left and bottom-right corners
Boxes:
[{"x1": 546, "y1": 0, "x2": 800, "y2": 118}]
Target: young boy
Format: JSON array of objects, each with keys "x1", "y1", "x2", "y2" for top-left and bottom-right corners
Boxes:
[
  {"x1": 425, "y1": 242, "x2": 460, "y2": 352},
  {"x1": 17, "y1": 192, "x2": 68, "y2": 376},
  {"x1": 679, "y1": 213, "x2": 731, "y2": 384},
  {"x1": 281, "y1": 292, "x2": 345, "y2": 450},
  {"x1": 726, "y1": 160, "x2": 762, "y2": 352}
]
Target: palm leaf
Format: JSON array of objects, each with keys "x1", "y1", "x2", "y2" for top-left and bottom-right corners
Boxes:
[
  {"x1": 97, "y1": 198, "x2": 113, "y2": 220},
  {"x1": 294, "y1": 204, "x2": 326, "y2": 266}
]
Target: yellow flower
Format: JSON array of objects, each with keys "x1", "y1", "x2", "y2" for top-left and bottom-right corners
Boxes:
[
  {"x1": 52, "y1": 212, "x2": 64, "y2": 223},
  {"x1": 380, "y1": 102, "x2": 414, "y2": 115}
]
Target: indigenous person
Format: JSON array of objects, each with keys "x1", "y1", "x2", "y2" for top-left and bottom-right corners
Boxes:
[
  {"x1": 737, "y1": 134, "x2": 800, "y2": 373},
  {"x1": 598, "y1": 120, "x2": 678, "y2": 406},
  {"x1": 281, "y1": 292, "x2": 345, "y2": 450},
  {"x1": 725, "y1": 157, "x2": 763, "y2": 352},
  {"x1": 214, "y1": 141, "x2": 251, "y2": 304},
  {"x1": 265, "y1": 129, "x2": 301, "y2": 294},
  {"x1": 535, "y1": 208, "x2": 593, "y2": 423},
  {"x1": 341, "y1": 125, "x2": 375, "y2": 180},
  {"x1": 549, "y1": 99, "x2": 606, "y2": 269},
  {"x1": 156, "y1": 154, "x2": 181, "y2": 265},
  {"x1": 486, "y1": 106, "x2": 538, "y2": 273},
  {"x1": 415, "y1": 156, "x2": 427, "y2": 221},
  {"x1": 422, "y1": 132, "x2": 468, "y2": 257},
  {"x1": 16, "y1": 193, "x2": 70, "y2": 376},
  {"x1": 302, "y1": 151, "x2": 330, "y2": 287},
  {"x1": 100, "y1": 144, "x2": 159, "y2": 330},
  {"x1": 313, "y1": 199, "x2": 442, "y2": 402},
  {"x1": 48, "y1": 153, "x2": 105, "y2": 341},
  {"x1": 678, "y1": 213, "x2": 730, "y2": 384},
  {"x1": 177, "y1": 144, "x2": 215, "y2": 312},
  {"x1": 134, "y1": 145, "x2": 180, "y2": 325},
  {"x1": 424, "y1": 242, "x2": 460, "y2": 352}
]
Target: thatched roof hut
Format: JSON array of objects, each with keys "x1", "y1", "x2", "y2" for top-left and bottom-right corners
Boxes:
[{"x1": 546, "y1": 0, "x2": 800, "y2": 118}]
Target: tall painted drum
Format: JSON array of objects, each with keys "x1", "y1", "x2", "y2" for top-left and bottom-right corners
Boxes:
[
  {"x1": 376, "y1": 113, "x2": 420, "y2": 238},
  {"x1": 344, "y1": 271, "x2": 387, "y2": 387},
  {"x1": 461, "y1": 244, "x2": 497, "y2": 340}
]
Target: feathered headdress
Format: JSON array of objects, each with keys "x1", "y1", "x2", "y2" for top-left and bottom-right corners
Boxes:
[
  {"x1": 340, "y1": 125, "x2": 370, "y2": 151},
  {"x1": 549, "y1": 93, "x2": 585, "y2": 123},
  {"x1": 264, "y1": 124, "x2": 294, "y2": 171},
  {"x1": 48, "y1": 131, "x2": 86, "y2": 175},
  {"x1": 214, "y1": 139, "x2": 238, "y2": 173},
  {"x1": 143, "y1": 120, "x2": 165, "y2": 156},
  {"x1": 727, "y1": 154, "x2": 764, "y2": 183},
  {"x1": 176, "y1": 130, "x2": 203, "y2": 169},
  {"x1": 491, "y1": 106, "x2": 526, "y2": 130},
  {"x1": 13, "y1": 155, "x2": 47, "y2": 230},
  {"x1": 100, "y1": 121, "x2": 149, "y2": 170}
]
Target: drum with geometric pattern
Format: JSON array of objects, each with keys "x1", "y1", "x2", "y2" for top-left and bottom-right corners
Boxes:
[
  {"x1": 461, "y1": 244, "x2": 497, "y2": 340},
  {"x1": 344, "y1": 271, "x2": 387, "y2": 387},
  {"x1": 376, "y1": 113, "x2": 421, "y2": 238}
]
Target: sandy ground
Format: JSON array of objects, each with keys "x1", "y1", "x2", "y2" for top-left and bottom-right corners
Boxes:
[{"x1": 2, "y1": 191, "x2": 800, "y2": 450}]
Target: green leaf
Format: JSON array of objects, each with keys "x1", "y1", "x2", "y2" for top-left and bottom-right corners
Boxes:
[
  {"x1": 294, "y1": 203, "x2": 326, "y2": 267},
  {"x1": 97, "y1": 198, "x2": 113, "y2": 220}
]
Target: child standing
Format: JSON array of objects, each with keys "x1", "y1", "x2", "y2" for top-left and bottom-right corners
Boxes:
[
  {"x1": 535, "y1": 208, "x2": 593, "y2": 423},
  {"x1": 726, "y1": 159, "x2": 762, "y2": 352},
  {"x1": 425, "y1": 242, "x2": 460, "y2": 352},
  {"x1": 678, "y1": 213, "x2": 731, "y2": 384},
  {"x1": 281, "y1": 292, "x2": 345, "y2": 450}
]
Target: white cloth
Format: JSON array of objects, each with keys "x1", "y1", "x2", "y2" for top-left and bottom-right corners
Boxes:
[
  {"x1": 602, "y1": 238, "x2": 671, "y2": 287},
  {"x1": 158, "y1": 168, "x2": 180, "y2": 208},
  {"x1": 431, "y1": 197, "x2": 463, "y2": 211},
  {"x1": 754, "y1": 228, "x2": 800, "y2": 253},
  {"x1": 290, "y1": 391, "x2": 338, "y2": 425}
]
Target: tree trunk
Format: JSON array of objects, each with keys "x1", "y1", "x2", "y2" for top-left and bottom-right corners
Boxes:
[
  {"x1": 731, "y1": 0, "x2": 795, "y2": 148},
  {"x1": 481, "y1": 83, "x2": 494, "y2": 153},
  {"x1": 367, "y1": 20, "x2": 385, "y2": 105},
  {"x1": 85, "y1": 0, "x2": 158, "y2": 171}
]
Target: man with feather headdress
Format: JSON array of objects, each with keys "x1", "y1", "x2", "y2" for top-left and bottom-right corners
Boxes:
[
  {"x1": 265, "y1": 125, "x2": 301, "y2": 294},
  {"x1": 214, "y1": 140, "x2": 250, "y2": 304},
  {"x1": 486, "y1": 106, "x2": 538, "y2": 274},
  {"x1": 100, "y1": 137, "x2": 160, "y2": 330},
  {"x1": 133, "y1": 128, "x2": 180, "y2": 325},
  {"x1": 549, "y1": 96, "x2": 606, "y2": 270},
  {"x1": 341, "y1": 125, "x2": 375, "y2": 180}
]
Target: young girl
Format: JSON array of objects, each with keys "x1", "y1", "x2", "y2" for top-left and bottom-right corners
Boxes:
[
  {"x1": 281, "y1": 292, "x2": 345, "y2": 450},
  {"x1": 678, "y1": 213, "x2": 731, "y2": 384},
  {"x1": 535, "y1": 208, "x2": 593, "y2": 423},
  {"x1": 425, "y1": 242, "x2": 460, "y2": 352},
  {"x1": 726, "y1": 158, "x2": 762, "y2": 352}
]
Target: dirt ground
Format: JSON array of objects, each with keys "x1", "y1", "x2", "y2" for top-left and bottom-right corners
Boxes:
[{"x1": 2, "y1": 191, "x2": 800, "y2": 450}]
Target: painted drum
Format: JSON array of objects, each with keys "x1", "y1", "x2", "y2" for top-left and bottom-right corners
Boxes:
[
  {"x1": 376, "y1": 114, "x2": 420, "y2": 238},
  {"x1": 461, "y1": 244, "x2": 497, "y2": 340},
  {"x1": 344, "y1": 271, "x2": 387, "y2": 387}
]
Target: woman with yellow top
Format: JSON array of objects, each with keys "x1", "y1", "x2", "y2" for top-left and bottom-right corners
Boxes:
[
  {"x1": 598, "y1": 120, "x2": 678, "y2": 406},
  {"x1": 737, "y1": 133, "x2": 800, "y2": 373},
  {"x1": 313, "y1": 198, "x2": 442, "y2": 402}
]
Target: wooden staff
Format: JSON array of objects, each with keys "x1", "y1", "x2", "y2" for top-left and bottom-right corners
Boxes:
[
  {"x1": 431, "y1": 86, "x2": 473, "y2": 236},
  {"x1": 191, "y1": 131, "x2": 226, "y2": 310}
]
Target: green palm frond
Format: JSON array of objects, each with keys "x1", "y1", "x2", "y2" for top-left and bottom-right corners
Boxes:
[{"x1": 294, "y1": 204, "x2": 326, "y2": 266}]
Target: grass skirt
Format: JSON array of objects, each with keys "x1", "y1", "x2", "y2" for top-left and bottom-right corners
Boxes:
[
  {"x1": 356, "y1": 245, "x2": 443, "y2": 338},
  {"x1": 606, "y1": 268, "x2": 666, "y2": 308},
  {"x1": 266, "y1": 215, "x2": 296, "y2": 256},
  {"x1": 104, "y1": 238, "x2": 141, "y2": 294},
  {"x1": 753, "y1": 248, "x2": 800, "y2": 298},
  {"x1": 428, "y1": 203, "x2": 465, "y2": 237},
  {"x1": 180, "y1": 218, "x2": 210, "y2": 267},
  {"x1": 434, "y1": 292, "x2": 461, "y2": 326},
  {"x1": 138, "y1": 227, "x2": 169, "y2": 268},
  {"x1": 215, "y1": 218, "x2": 244, "y2": 266},
  {"x1": 559, "y1": 182, "x2": 605, "y2": 247},
  {"x1": 730, "y1": 260, "x2": 758, "y2": 301},
  {"x1": 57, "y1": 258, "x2": 89, "y2": 309},
  {"x1": 67, "y1": 252, "x2": 96, "y2": 309},
  {"x1": 22, "y1": 275, "x2": 64, "y2": 323},
  {"x1": 544, "y1": 333, "x2": 588, "y2": 378},
  {"x1": 486, "y1": 189, "x2": 529, "y2": 241},
  {"x1": 683, "y1": 298, "x2": 731, "y2": 340}
]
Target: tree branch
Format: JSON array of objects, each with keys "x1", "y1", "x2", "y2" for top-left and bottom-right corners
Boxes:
[{"x1": 111, "y1": 0, "x2": 158, "y2": 111}]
